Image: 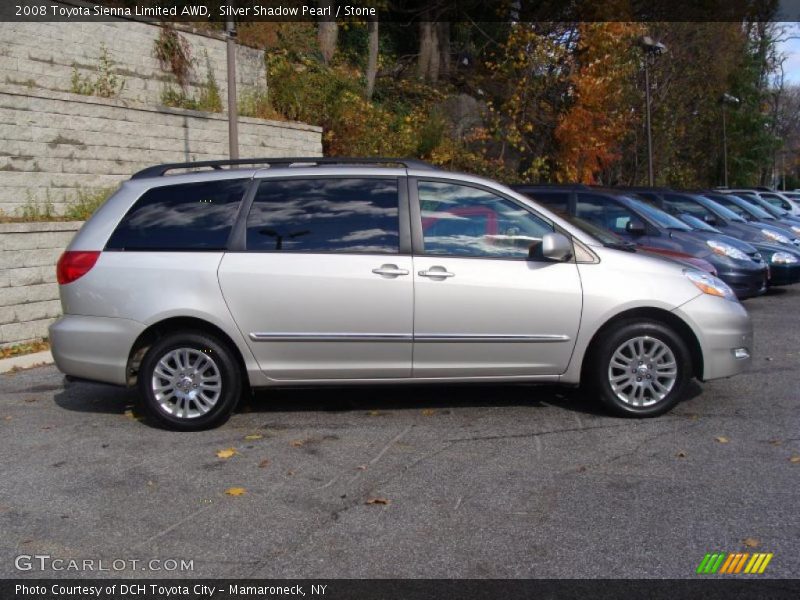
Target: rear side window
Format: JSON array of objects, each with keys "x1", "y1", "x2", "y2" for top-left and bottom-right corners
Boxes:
[
  {"x1": 106, "y1": 179, "x2": 248, "y2": 250},
  {"x1": 523, "y1": 191, "x2": 569, "y2": 214},
  {"x1": 245, "y1": 178, "x2": 399, "y2": 253}
]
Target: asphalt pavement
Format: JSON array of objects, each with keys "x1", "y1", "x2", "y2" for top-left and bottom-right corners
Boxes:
[{"x1": 1, "y1": 287, "x2": 798, "y2": 579}]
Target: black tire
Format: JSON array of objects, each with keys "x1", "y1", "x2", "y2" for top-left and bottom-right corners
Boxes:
[
  {"x1": 137, "y1": 331, "x2": 242, "y2": 431},
  {"x1": 586, "y1": 319, "x2": 692, "y2": 418}
]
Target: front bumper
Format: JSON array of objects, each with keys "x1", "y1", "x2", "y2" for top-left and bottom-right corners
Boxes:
[
  {"x1": 49, "y1": 315, "x2": 145, "y2": 385},
  {"x1": 715, "y1": 265, "x2": 768, "y2": 299},
  {"x1": 768, "y1": 262, "x2": 800, "y2": 286},
  {"x1": 673, "y1": 294, "x2": 753, "y2": 381}
]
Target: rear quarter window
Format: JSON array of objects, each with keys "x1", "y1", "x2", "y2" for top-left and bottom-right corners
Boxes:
[{"x1": 105, "y1": 179, "x2": 249, "y2": 251}]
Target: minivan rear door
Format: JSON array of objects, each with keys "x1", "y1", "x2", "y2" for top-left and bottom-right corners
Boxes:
[{"x1": 218, "y1": 175, "x2": 413, "y2": 380}]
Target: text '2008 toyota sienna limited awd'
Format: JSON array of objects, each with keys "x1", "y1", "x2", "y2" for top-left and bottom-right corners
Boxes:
[{"x1": 49, "y1": 158, "x2": 753, "y2": 430}]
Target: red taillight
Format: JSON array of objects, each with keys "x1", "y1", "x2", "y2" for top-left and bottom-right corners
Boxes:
[{"x1": 56, "y1": 251, "x2": 100, "y2": 285}]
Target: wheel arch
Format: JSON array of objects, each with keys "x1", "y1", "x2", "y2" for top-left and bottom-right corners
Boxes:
[
  {"x1": 580, "y1": 307, "x2": 703, "y2": 382},
  {"x1": 126, "y1": 316, "x2": 249, "y2": 390}
]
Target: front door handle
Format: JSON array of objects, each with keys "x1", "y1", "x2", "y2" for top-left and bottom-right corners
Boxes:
[
  {"x1": 418, "y1": 267, "x2": 455, "y2": 279},
  {"x1": 372, "y1": 264, "x2": 410, "y2": 278}
]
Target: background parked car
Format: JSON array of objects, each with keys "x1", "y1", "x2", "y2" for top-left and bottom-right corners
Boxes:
[
  {"x1": 625, "y1": 189, "x2": 800, "y2": 287},
  {"x1": 513, "y1": 185, "x2": 768, "y2": 298},
  {"x1": 728, "y1": 190, "x2": 800, "y2": 233},
  {"x1": 707, "y1": 192, "x2": 800, "y2": 245}
]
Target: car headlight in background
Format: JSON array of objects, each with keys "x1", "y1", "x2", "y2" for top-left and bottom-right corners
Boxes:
[
  {"x1": 684, "y1": 269, "x2": 738, "y2": 301},
  {"x1": 771, "y1": 251, "x2": 799, "y2": 265},
  {"x1": 761, "y1": 228, "x2": 791, "y2": 244},
  {"x1": 791, "y1": 225, "x2": 800, "y2": 235},
  {"x1": 706, "y1": 240, "x2": 750, "y2": 261}
]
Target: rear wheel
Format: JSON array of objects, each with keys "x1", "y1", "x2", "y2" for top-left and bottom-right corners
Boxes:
[
  {"x1": 587, "y1": 320, "x2": 692, "y2": 417},
  {"x1": 138, "y1": 331, "x2": 242, "y2": 430}
]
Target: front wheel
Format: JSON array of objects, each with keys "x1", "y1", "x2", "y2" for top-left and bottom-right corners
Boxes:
[
  {"x1": 587, "y1": 320, "x2": 692, "y2": 417},
  {"x1": 138, "y1": 331, "x2": 242, "y2": 430}
]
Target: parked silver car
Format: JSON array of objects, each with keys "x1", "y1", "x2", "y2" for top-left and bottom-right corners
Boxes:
[{"x1": 50, "y1": 158, "x2": 753, "y2": 429}]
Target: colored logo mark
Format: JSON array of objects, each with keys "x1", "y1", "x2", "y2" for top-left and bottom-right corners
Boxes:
[{"x1": 696, "y1": 552, "x2": 773, "y2": 574}]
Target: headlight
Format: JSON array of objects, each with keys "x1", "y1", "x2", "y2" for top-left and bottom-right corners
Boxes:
[
  {"x1": 791, "y1": 225, "x2": 800, "y2": 235},
  {"x1": 684, "y1": 270, "x2": 738, "y2": 301},
  {"x1": 771, "y1": 251, "x2": 799, "y2": 265},
  {"x1": 761, "y1": 228, "x2": 791, "y2": 244},
  {"x1": 706, "y1": 239, "x2": 749, "y2": 261}
]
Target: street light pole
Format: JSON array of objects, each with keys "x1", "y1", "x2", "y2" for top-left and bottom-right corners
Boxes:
[
  {"x1": 719, "y1": 93, "x2": 739, "y2": 188},
  {"x1": 637, "y1": 36, "x2": 666, "y2": 187},
  {"x1": 226, "y1": 12, "x2": 239, "y2": 160},
  {"x1": 644, "y1": 59, "x2": 654, "y2": 186}
]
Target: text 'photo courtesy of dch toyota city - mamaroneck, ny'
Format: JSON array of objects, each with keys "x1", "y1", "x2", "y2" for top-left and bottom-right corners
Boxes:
[{"x1": 0, "y1": 0, "x2": 799, "y2": 598}]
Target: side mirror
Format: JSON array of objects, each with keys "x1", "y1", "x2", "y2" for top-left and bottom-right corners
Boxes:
[
  {"x1": 625, "y1": 219, "x2": 646, "y2": 236},
  {"x1": 703, "y1": 214, "x2": 718, "y2": 226},
  {"x1": 539, "y1": 232, "x2": 573, "y2": 262}
]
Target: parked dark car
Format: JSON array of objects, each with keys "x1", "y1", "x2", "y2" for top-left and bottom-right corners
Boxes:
[
  {"x1": 513, "y1": 185, "x2": 768, "y2": 298},
  {"x1": 705, "y1": 192, "x2": 800, "y2": 245},
  {"x1": 727, "y1": 190, "x2": 800, "y2": 233},
  {"x1": 624, "y1": 189, "x2": 800, "y2": 287}
]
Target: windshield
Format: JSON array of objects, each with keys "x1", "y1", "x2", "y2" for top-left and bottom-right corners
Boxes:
[
  {"x1": 678, "y1": 213, "x2": 721, "y2": 232},
  {"x1": 715, "y1": 195, "x2": 773, "y2": 220},
  {"x1": 755, "y1": 197, "x2": 789, "y2": 217},
  {"x1": 728, "y1": 195, "x2": 774, "y2": 219},
  {"x1": 624, "y1": 196, "x2": 692, "y2": 230},
  {"x1": 701, "y1": 195, "x2": 748, "y2": 222}
]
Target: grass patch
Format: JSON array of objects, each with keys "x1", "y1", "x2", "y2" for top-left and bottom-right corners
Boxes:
[
  {"x1": 0, "y1": 339, "x2": 50, "y2": 360},
  {"x1": 0, "y1": 186, "x2": 115, "y2": 223}
]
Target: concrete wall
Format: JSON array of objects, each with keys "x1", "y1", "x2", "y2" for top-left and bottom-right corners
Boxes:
[
  {"x1": 0, "y1": 221, "x2": 82, "y2": 347},
  {"x1": 1, "y1": 3, "x2": 267, "y2": 108},
  {"x1": 0, "y1": 84, "x2": 324, "y2": 214}
]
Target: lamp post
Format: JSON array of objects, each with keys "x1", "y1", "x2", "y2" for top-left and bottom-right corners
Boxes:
[
  {"x1": 637, "y1": 36, "x2": 667, "y2": 186},
  {"x1": 719, "y1": 93, "x2": 739, "y2": 188},
  {"x1": 226, "y1": 11, "x2": 239, "y2": 160}
]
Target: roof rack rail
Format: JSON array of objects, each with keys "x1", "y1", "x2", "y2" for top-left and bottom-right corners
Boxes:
[{"x1": 130, "y1": 157, "x2": 435, "y2": 179}]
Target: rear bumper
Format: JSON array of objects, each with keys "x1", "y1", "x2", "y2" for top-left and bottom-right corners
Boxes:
[
  {"x1": 673, "y1": 295, "x2": 753, "y2": 381},
  {"x1": 49, "y1": 315, "x2": 145, "y2": 385},
  {"x1": 716, "y1": 266, "x2": 768, "y2": 299}
]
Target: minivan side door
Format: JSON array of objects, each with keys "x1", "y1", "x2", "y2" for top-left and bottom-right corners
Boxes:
[
  {"x1": 410, "y1": 179, "x2": 582, "y2": 378},
  {"x1": 218, "y1": 176, "x2": 413, "y2": 380}
]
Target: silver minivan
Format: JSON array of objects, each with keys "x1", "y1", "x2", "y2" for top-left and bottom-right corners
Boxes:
[{"x1": 50, "y1": 158, "x2": 753, "y2": 430}]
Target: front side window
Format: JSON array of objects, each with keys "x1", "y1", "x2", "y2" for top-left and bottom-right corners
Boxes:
[
  {"x1": 576, "y1": 194, "x2": 636, "y2": 235},
  {"x1": 106, "y1": 179, "x2": 248, "y2": 251},
  {"x1": 523, "y1": 191, "x2": 569, "y2": 215},
  {"x1": 418, "y1": 181, "x2": 553, "y2": 258},
  {"x1": 246, "y1": 178, "x2": 399, "y2": 253}
]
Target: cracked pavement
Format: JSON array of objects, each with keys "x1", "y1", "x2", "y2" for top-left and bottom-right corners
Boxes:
[{"x1": 1, "y1": 287, "x2": 798, "y2": 579}]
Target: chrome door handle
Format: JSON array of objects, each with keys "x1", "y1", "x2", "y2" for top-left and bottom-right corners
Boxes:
[
  {"x1": 372, "y1": 264, "x2": 409, "y2": 277},
  {"x1": 418, "y1": 267, "x2": 455, "y2": 279}
]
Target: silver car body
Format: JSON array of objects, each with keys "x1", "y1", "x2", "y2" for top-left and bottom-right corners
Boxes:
[{"x1": 50, "y1": 167, "x2": 752, "y2": 390}]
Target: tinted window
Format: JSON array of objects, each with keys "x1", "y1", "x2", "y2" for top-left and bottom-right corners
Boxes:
[
  {"x1": 246, "y1": 178, "x2": 399, "y2": 253},
  {"x1": 418, "y1": 181, "x2": 553, "y2": 258},
  {"x1": 522, "y1": 191, "x2": 569, "y2": 214},
  {"x1": 626, "y1": 197, "x2": 692, "y2": 230},
  {"x1": 106, "y1": 179, "x2": 248, "y2": 250},
  {"x1": 576, "y1": 194, "x2": 637, "y2": 234}
]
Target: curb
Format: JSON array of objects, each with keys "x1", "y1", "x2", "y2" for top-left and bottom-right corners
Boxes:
[{"x1": 0, "y1": 350, "x2": 54, "y2": 374}]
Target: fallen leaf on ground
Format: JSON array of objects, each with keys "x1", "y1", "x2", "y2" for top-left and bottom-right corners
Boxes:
[
  {"x1": 743, "y1": 537, "x2": 760, "y2": 548},
  {"x1": 225, "y1": 487, "x2": 247, "y2": 497},
  {"x1": 366, "y1": 497, "x2": 390, "y2": 505},
  {"x1": 258, "y1": 459, "x2": 271, "y2": 468},
  {"x1": 676, "y1": 451, "x2": 687, "y2": 458},
  {"x1": 367, "y1": 410, "x2": 383, "y2": 416},
  {"x1": 421, "y1": 408, "x2": 437, "y2": 416},
  {"x1": 286, "y1": 470, "x2": 295, "y2": 476},
  {"x1": 3, "y1": 416, "x2": 11, "y2": 421},
  {"x1": 769, "y1": 439, "x2": 782, "y2": 446},
  {"x1": 714, "y1": 436, "x2": 730, "y2": 444},
  {"x1": 23, "y1": 397, "x2": 36, "y2": 403},
  {"x1": 290, "y1": 439, "x2": 305, "y2": 447},
  {"x1": 244, "y1": 434, "x2": 263, "y2": 441},
  {"x1": 216, "y1": 448, "x2": 238, "y2": 459},
  {"x1": 789, "y1": 455, "x2": 800, "y2": 464},
  {"x1": 356, "y1": 465, "x2": 367, "y2": 471}
]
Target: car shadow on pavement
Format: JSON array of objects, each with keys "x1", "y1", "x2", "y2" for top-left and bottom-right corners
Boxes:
[{"x1": 53, "y1": 377, "x2": 705, "y2": 424}]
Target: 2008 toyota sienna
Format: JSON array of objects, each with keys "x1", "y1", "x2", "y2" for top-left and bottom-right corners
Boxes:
[{"x1": 49, "y1": 158, "x2": 753, "y2": 430}]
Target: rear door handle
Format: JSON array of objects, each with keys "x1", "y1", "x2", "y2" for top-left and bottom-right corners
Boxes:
[
  {"x1": 372, "y1": 264, "x2": 409, "y2": 278},
  {"x1": 418, "y1": 267, "x2": 455, "y2": 279}
]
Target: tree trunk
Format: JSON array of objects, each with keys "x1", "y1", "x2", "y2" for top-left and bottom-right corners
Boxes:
[
  {"x1": 418, "y1": 21, "x2": 434, "y2": 81},
  {"x1": 437, "y1": 22, "x2": 450, "y2": 80},
  {"x1": 317, "y1": 0, "x2": 338, "y2": 65},
  {"x1": 365, "y1": 19, "x2": 379, "y2": 99}
]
